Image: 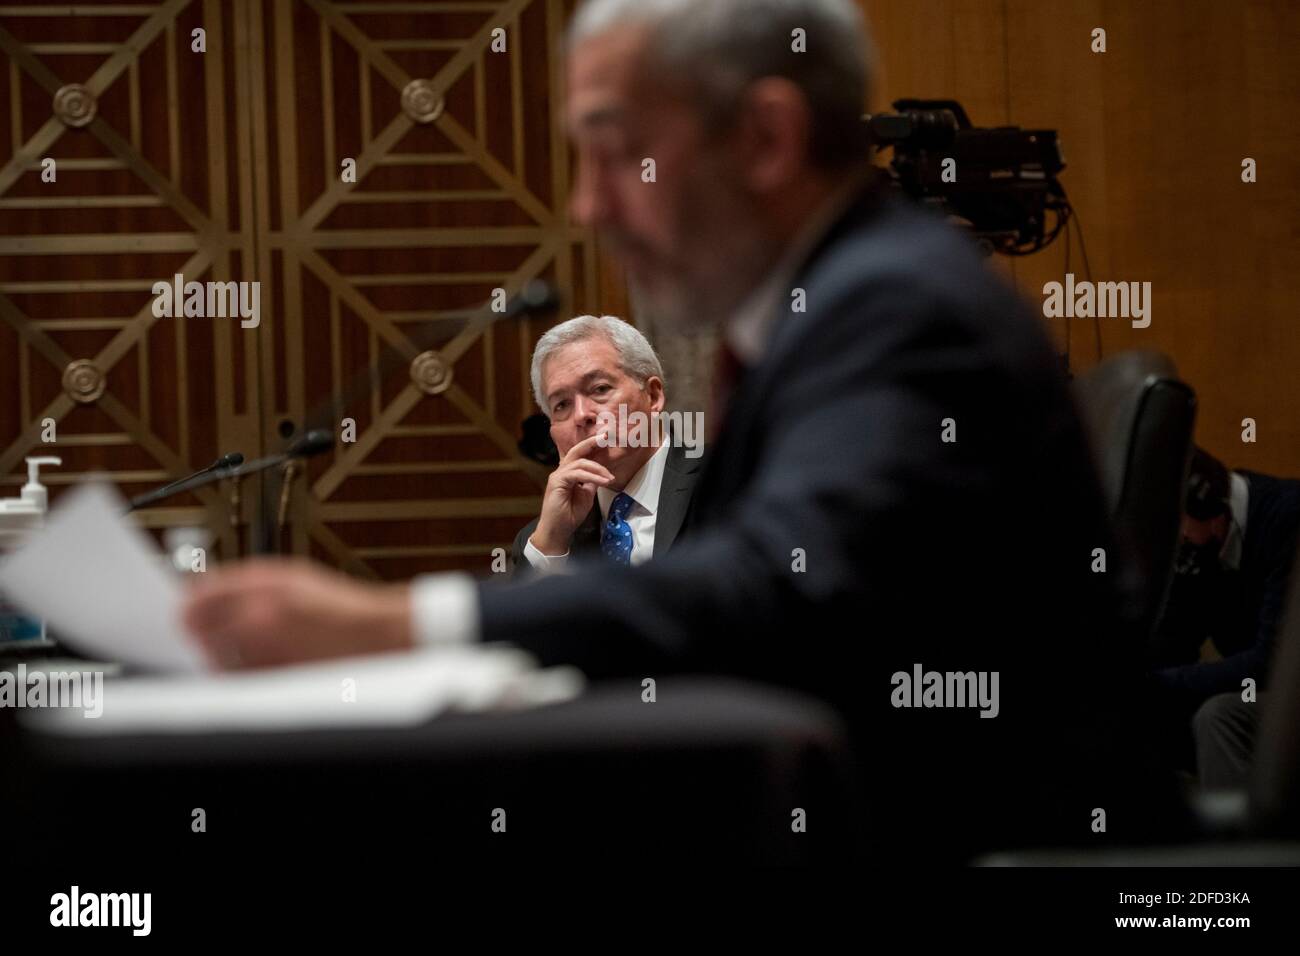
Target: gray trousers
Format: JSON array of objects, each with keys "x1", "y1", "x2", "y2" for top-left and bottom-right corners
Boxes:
[{"x1": 1193, "y1": 692, "x2": 1263, "y2": 790}]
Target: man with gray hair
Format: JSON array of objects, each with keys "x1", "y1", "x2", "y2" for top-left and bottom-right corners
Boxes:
[
  {"x1": 186, "y1": 0, "x2": 1184, "y2": 860},
  {"x1": 511, "y1": 314, "x2": 702, "y2": 572}
]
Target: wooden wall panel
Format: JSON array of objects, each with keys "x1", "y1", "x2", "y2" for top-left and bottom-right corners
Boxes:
[
  {"x1": 0, "y1": 0, "x2": 254, "y2": 559},
  {"x1": 863, "y1": 0, "x2": 1300, "y2": 475},
  {"x1": 247, "y1": 0, "x2": 599, "y2": 579}
]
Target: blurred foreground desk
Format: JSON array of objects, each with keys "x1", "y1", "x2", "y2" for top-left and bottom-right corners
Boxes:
[{"x1": 1, "y1": 675, "x2": 866, "y2": 865}]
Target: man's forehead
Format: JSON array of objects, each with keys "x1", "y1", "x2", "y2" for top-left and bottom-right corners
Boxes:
[
  {"x1": 549, "y1": 362, "x2": 613, "y2": 386},
  {"x1": 545, "y1": 340, "x2": 618, "y2": 384},
  {"x1": 565, "y1": 25, "x2": 656, "y2": 127}
]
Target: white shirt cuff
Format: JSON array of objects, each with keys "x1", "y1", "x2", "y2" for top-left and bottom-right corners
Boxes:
[
  {"x1": 523, "y1": 536, "x2": 573, "y2": 574},
  {"x1": 410, "y1": 572, "x2": 480, "y2": 646}
]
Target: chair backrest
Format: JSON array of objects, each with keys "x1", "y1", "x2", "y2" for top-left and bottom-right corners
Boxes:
[
  {"x1": 1250, "y1": 537, "x2": 1300, "y2": 836},
  {"x1": 1072, "y1": 351, "x2": 1196, "y2": 642}
]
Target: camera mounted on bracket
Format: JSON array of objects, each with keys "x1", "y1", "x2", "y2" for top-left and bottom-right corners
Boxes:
[{"x1": 866, "y1": 99, "x2": 1072, "y2": 256}]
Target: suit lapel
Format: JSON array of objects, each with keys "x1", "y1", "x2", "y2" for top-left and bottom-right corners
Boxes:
[
  {"x1": 653, "y1": 442, "x2": 702, "y2": 557},
  {"x1": 571, "y1": 504, "x2": 603, "y2": 556}
]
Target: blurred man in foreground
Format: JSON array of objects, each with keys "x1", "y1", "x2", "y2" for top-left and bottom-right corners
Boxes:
[{"x1": 184, "y1": 0, "x2": 1180, "y2": 860}]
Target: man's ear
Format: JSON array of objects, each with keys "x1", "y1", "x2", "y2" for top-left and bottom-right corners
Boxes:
[
  {"x1": 736, "y1": 77, "x2": 812, "y2": 194},
  {"x1": 645, "y1": 375, "x2": 666, "y2": 414}
]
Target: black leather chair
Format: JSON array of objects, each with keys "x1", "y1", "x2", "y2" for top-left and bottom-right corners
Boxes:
[{"x1": 1071, "y1": 351, "x2": 1196, "y2": 648}]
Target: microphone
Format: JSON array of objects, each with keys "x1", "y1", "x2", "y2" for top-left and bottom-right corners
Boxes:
[
  {"x1": 124, "y1": 452, "x2": 246, "y2": 513},
  {"x1": 500, "y1": 278, "x2": 561, "y2": 319},
  {"x1": 123, "y1": 437, "x2": 333, "y2": 514},
  {"x1": 284, "y1": 429, "x2": 334, "y2": 459},
  {"x1": 204, "y1": 430, "x2": 334, "y2": 485}
]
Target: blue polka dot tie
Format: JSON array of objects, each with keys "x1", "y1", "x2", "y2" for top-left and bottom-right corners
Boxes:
[{"x1": 601, "y1": 492, "x2": 636, "y2": 565}]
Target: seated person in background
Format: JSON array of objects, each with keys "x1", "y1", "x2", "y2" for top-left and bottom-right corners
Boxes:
[
  {"x1": 1153, "y1": 447, "x2": 1300, "y2": 700},
  {"x1": 510, "y1": 315, "x2": 702, "y2": 574},
  {"x1": 1151, "y1": 447, "x2": 1300, "y2": 772}
]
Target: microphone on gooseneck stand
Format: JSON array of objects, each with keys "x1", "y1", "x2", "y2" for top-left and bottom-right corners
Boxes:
[
  {"x1": 122, "y1": 436, "x2": 335, "y2": 516},
  {"x1": 249, "y1": 429, "x2": 334, "y2": 467},
  {"x1": 124, "y1": 452, "x2": 246, "y2": 513},
  {"x1": 212, "y1": 452, "x2": 247, "y2": 471}
]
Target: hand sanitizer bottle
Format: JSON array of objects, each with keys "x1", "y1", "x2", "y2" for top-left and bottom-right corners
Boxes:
[{"x1": 0, "y1": 456, "x2": 61, "y2": 644}]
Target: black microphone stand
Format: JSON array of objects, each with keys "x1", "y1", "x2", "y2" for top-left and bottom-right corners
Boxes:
[
  {"x1": 124, "y1": 452, "x2": 245, "y2": 513},
  {"x1": 122, "y1": 432, "x2": 335, "y2": 517}
]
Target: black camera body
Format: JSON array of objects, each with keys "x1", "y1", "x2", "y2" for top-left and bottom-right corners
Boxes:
[{"x1": 866, "y1": 99, "x2": 1070, "y2": 255}]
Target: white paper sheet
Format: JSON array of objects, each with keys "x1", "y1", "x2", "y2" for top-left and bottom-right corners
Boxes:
[
  {"x1": 19, "y1": 647, "x2": 585, "y2": 735},
  {"x1": 0, "y1": 482, "x2": 207, "y2": 673}
]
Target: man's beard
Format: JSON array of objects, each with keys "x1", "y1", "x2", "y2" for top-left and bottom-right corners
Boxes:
[
  {"x1": 622, "y1": 227, "x2": 778, "y2": 333},
  {"x1": 626, "y1": 276, "x2": 718, "y2": 335},
  {"x1": 626, "y1": 247, "x2": 774, "y2": 332}
]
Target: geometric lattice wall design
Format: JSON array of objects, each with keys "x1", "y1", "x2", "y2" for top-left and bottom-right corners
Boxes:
[{"x1": 0, "y1": 0, "x2": 597, "y2": 579}]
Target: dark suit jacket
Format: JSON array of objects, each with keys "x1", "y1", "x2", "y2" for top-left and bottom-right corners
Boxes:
[
  {"x1": 1156, "y1": 470, "x2": 1300, "y2": 702},
  {"x1": 477, "y1": 182, "x2": 1181, "y2": 859},
  {"x1": 508, "y1": 442, "x2": 703, "y2": 573}
]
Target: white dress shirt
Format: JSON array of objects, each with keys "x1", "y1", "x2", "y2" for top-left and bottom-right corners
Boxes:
[
  {"x1": 411, "y1": 174, "x2": 869, "y2": 648},
  {"x1": 523, "y1": 439, "x2": 671, "y2": 572},
  {"x1": 1221, "y1": 471, "x2": 1249, "y2": 571}
]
